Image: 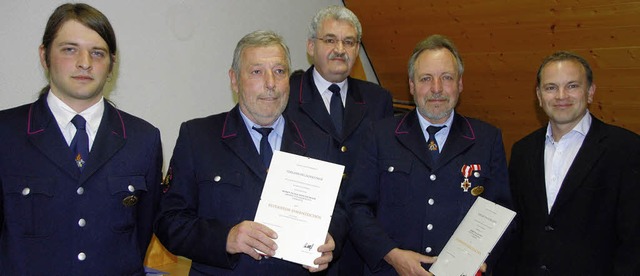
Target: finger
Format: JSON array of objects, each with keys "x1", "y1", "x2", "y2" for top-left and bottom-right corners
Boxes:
[
  {"x1": 479, "y1": 263, "x2": 487, "y2": 272},
  {"x1": 316, "y1": 242, "x2": 335, "y2": 253},
  {"x1": 313, "y1": 251, "x2": 333, "y2": 266},
  {"x1": 305, "y1": 263, "x2": 327, "y2": 273},
  {"x1": 244, "y1": 235, "x2": 277, "y2": 257},
  {"x1": 419, "y1": 255, "x2": 437, "y2": 264},
  {"x1": 250, "y1": 222, "x2": 277, "y2": 239}
]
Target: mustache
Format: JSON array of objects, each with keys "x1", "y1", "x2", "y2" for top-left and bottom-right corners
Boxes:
[
  {"x1": 328, "y1": 52, "x2": 350, "y2": 62},
  {"x1": 428, "y1": 94, "x2": 449, "y2": 101}
]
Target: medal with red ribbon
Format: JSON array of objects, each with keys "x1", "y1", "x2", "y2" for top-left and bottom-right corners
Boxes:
[{"x1": 460, "y1": 164, "x2": 481, "y2": 192}]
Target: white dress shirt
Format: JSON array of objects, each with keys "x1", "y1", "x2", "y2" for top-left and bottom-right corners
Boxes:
[
  {"x1": 544, "y1": 112, "x2": 591, "y2": 213},
  {"x1": 47, "y1": 91, "x2": 104, "y2": 151}
]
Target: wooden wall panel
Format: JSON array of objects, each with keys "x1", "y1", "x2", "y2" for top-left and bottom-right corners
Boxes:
[{"x1": 345, "y1": 0, "x2": 640, "y2": 157}]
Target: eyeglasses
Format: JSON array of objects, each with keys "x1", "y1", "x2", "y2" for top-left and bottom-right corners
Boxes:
[{"x1": 315, "y1": 37, "x2": 359, "y2": 49}]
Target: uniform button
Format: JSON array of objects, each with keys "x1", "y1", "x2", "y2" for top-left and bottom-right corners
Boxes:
[
  {"x1": 425, "y1": 247, "x2": 432, "y2": 253},
  {"x1": 427, "y1": 224, "x2": 434, "y2": 231},
  {"x1": 430, "y1": 174, "x2": 436, "y2": 181},
  {"x1": 78, "y1": 218, "x2": 86, "y2": 227},
  {"x1": 540, "y1": 265, "x2": 547, "y2": 270},
  {"x1": 544, "y1": 225, "x2": 554, "y2": 231},
  {"x1": 22, "y1": 187, "x2": 31, "y2": 196},
  {"x1": 387, "y1": 166, "x2": 394, "y2": 172},
  {"x1": 428, "y1": 198, "x2": 435, "y2": 205},
  {"x1": 340, "y1": 146, "x2": 347, "y2": 152},
  {"x1": 78, "y1": 252, "x2": 86, "y2": 261},
  {"x1": 214, "y1": 176, "x2": 221, "y2": 182},
  {"x1": 127, "y1": 185, "x2": 135, "y2": 192},
  {"x1": 76, "y1": 187, "x2": 84, "y2": 195},
  {"x1": 474, "y1": 172, "x2": 480, "y2": 178}
]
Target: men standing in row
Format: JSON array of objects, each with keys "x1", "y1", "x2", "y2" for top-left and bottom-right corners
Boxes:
[
  {"x1": 286, "y1": 6, "x2": 394, "y2": 274},
  {"x1": 346, "y1": 34, "x2": 512, "y2": 275},
  {"x1": 154, "y1": 30, "x2": 345, "y2": 275},
  {"x1": 504, "y1": 51, "x2": 640, "y2": 275},
  {"x1": 0, "y1": 3, "x2": 163, "y2": 275}
]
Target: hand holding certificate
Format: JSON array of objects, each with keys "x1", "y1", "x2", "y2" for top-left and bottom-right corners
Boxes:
[
  {"x1": 254, "y1": 151, "x2": 344, "y2": 268},
  {"x1": 429, "y1": 197, "x2": 515, "y2": 276}
]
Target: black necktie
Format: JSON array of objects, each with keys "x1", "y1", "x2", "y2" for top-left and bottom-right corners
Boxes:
[
  {"x1": 427, "y1": 125, "x2": 445, "y2": 161},
  {"x1": 253, "y1": 127, "x2": 274, "y2": 168},
  {"x1": 70, "y1": 115, "x2": 89, "y2": 171},
  {"x1": 328, "y1": 84, "x2": 343, "y2": 135}
]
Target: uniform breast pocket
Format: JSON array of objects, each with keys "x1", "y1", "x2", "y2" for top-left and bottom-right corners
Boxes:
[
  {"x1": 107, "y1": 175, "x2": 147, "y2": 233},
  {"x1": 197, "y1": 171, "x2": 245, "y2": 222},
  {"x1": 2, "y1": 175, "x2": 57, "y2": 237},
  {"x1": 378, "y1": 159, "x2": 413, "y2": 207}
]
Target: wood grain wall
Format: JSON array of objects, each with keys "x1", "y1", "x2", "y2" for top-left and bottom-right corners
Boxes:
[{"x1": 344, "y1": 0, "x2": 640, "y2": 157}]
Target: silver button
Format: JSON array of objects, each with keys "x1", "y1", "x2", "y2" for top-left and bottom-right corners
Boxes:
[
  {"x1": 76, "y1": 187, "x2": 84, "y2": 195},
  {"x1": 22, "y1": 187, "x2": 31, "y2": 196},
  {"x1": 78, "y1": 252, "x2": 86, "y2": 261},
  {"x1": 427, "y1": 224, "x2": 434, "y2": 231},
  {"x1": 428, "y1": 198, "x2": 435, "y2": 205},
  {"x1": 78, "y1": 219, "x2": 86, "y2": 227},
  {"x1": 474, "y1": 172, "x2": 480, "y2": 178},
  {"x1": 128, "y1": 185, "x2": 135, "y2": 192},
  {"x1": 425, "y1": 247, "x2": 432, "y2": 253},
  {"x1": 387, "y1": 166, "x2": 394, "y2": 172},
  {"x1": 430, "y1": 174, "x2": 436, "y2": 181},
  {"x1": 214, "y1": 176, "x2": 221, "y2": 182}
]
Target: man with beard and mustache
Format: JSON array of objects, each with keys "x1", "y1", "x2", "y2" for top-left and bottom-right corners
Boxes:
[
  {"x1": 154, "y1": 30, "x2": 346, "y2": 275},
  {"x1": 285, "y1": 5, "x2": 393, "y2": 274},
  {"x1": 345, "y1": 34, "x2": 513, "y2": 275}
]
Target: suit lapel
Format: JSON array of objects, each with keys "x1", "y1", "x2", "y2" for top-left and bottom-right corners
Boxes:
[
  {"x1": 79, "y1": 102, "x2": 126, "y2": 184},
  {"x1": 280, "y1": 116, "x2": 308, "y2": 157},
  {"x1": 395, "y1": 111, "x2": 434, "y2": 169},
  {"x1": 26, "y1": 96, "x2": 81, "y2": 179},
  {"x1": 437, "y1": 114, "x2": 475, "y2": 170},
  {"x1": 549, "y1": 118, "x2": 606, "y2": 216},
  {"x1": 342, "y1": 77, "x2": 366, "y2": 141},
  {"x1": 297, "y1": 68, "x2": 339, "y2": 140},
  {"x1": 221, "y1": 106, "x2": 267, "y2": 180},
  {"x1": 526, "y1": 128, "x2": 552, "y2": 216}
]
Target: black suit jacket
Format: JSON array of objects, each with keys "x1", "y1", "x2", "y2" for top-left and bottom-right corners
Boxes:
[
  {"x1": 0, "y1": 93, "x2": 162, "y2": 275},
  {"x1": 154, "y1": 106, "x2": 346, "y2": 275},
  {"x1": 504, "y1": 116, "x2": 640, "y2": 275}
]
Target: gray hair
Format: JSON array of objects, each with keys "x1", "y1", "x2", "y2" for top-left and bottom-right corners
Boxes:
[
  {"x1": 408, "y1": 34, "x2": 464, "y2": 80},
  {"x1": 308, "y1": 5, "x2": 362, "y2": 41},
  {"x1": 231, "y1": 30, "x2": 291, "y2": 76},
  {"x1": 536, "y1": 51, "x2": 593, "y2": 88}
]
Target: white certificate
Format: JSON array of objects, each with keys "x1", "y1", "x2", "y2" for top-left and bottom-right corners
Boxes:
[
  {"x1": 254, "y1": 150, "x2": 344, "y2": 268},
  {"x1": 429, "y1": 197, "x2": 515, "y2": 276}
]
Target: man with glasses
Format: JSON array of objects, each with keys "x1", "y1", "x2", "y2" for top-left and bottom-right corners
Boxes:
[{"x1": 286, "y1": 6, "x2": 394, "y2": 274}]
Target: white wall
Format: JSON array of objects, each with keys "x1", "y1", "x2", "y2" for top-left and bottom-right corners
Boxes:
[{"x1": 0, "y1": 1, "x2": 377, "y2": 171}]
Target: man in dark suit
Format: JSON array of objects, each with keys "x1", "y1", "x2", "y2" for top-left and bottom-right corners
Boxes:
[
  {"x1": 286, "y1": 6, "x2": 394, "y2": 274},
  {"x1": 0, "y1": 3, "x2": 162, "y2": 275},
  {"x1": 154, "y1": 30, "x2": 346, "y2": 275},
  {"x1": 504, "y1": 51, "x2": 640, "y2": 275},
  {"x1": 346, "y1": 34, "x2": 512, "y2": 275}
]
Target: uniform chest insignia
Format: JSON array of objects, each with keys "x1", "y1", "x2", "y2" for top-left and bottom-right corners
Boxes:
[{"x1": 460, "y1": 164, "x2": 482, "y2": 193}]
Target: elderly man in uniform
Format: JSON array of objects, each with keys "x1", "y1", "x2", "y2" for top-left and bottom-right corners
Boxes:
[
  {"x1": 154, "y1": 30, "x2": 347, "y2": 275},
  {"x1": 346, "y1": 34, "x2": 512, "y2": 275},
  {"x1": 286, "y1": 6, "x2": 394, "y2": 274}
]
